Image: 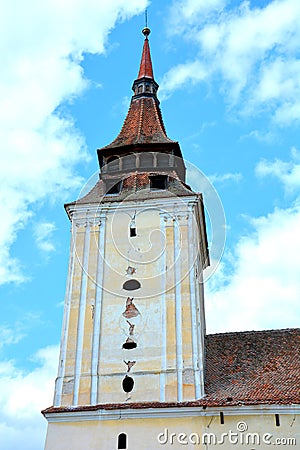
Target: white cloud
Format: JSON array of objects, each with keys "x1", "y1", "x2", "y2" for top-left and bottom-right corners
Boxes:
[
  {"x1": 0, "y1": 0, "x2": 148, "y2": 285},
  {"x1": 34, "y1": 222, "x2": 56, "y2": 253},
  {"x1": 168, "y1": 0, "x2": 226, "y2": 34},
  {"x1": 256, "y1": 147, "x2": 300, "y2": 193},
  {"x1": 163, "y1": 0, "x2": 300, "y2": 124},
  {"x1": 206, "y1": 149, "x2": 300, "y2": 333},
  {"x1": 240, "y1": 129, "x2": 277, "y2": 144},
  {"x1": 209, "y1": 172, "x2": 242, "y2": 184},
  {"x1": 206, "y1": 202, "x2": 300, "y2": 333},
  {"x1": 0, "y1": 325, "x2": 25, "y2": 349},
  {"x1": 160, "y1": 60, "x2": 209, "y2": 100},
  {"x1": 0, "y1": 346, "x2": 58, "y2": 419},
  {"x1": 199, "y1": 121, "x2": 217, "y2": 134},
  {"x1": 186, "y1": 163, "x2": 226, "y2": 281},
  {"x1": 0, "y1": 345, "x2": 59, "y2": 450},
  {"x1": 253, "y1": 57, "x2": 300, "y2": 124},
  {"x1": 0, "y1": 314, "x2": 42, "y2": 351}
]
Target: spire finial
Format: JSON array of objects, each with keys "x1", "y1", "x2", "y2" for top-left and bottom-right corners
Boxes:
[{"x1": 142, "y1": 9, "x2": 150, "y2": 38}]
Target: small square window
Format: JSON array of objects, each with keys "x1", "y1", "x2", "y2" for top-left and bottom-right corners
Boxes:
[
  {"x1": 106, "y1": 180, "x2": 122, "y2": 195},
  {"x1": 149, "y1": 175, "x2": 167, "y2": 190}
]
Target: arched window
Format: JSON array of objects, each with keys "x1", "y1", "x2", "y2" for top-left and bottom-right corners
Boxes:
[{"x1": 117, "y1": 433, "x2": 127, "y2": 449}]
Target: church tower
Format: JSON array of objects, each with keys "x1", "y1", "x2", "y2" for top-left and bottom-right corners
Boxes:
[{"x1": 43, "y1": 27, "x2": 209, "y2": 450}]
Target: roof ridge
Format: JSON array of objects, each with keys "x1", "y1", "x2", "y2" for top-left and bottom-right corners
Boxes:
[
  {"x1": 138, "y1": 97, "x2": 144, "y2": 138},
  {"x1": 206, "y1": 328, "x2": 300, "y2": 337}
]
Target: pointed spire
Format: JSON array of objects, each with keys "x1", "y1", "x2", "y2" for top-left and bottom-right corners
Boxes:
[
  {"x1": 132, "y1": 27, "x2": 158, "y2": 99},
  {"x1": 137, "y1": 27, "x2": 154, "y2": 79},
  {"x1": 99, "y1": 26, "x2": 181, "y2": 154}
]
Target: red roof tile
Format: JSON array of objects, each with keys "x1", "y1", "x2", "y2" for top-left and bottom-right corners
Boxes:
[
  {"x1": 204, "y1": 328, "x2": 300, "y2": 405},
  {"x1": 99, "y1": 31, "x2": 177, "y2": 152},
  {"x1": 102, "y1": 97, "x2": 175, "y2": 150},
  {"x1": 138, "y1": 37, "x2": 154, "y2": 79}
]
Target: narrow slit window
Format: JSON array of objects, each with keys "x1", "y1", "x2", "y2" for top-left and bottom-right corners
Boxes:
[
  {"x1": 130, "y1": 227, "x2": 136, "y2": 237},
  {"x1": 118, "y1": 433, "x2": 127, "y2": 449},
  {"x1": 275, "y1": 414, "x2": 280, "y2": 427},
  {"x1": 220, "y1": 412, "x2": 224, "y2": 424}
]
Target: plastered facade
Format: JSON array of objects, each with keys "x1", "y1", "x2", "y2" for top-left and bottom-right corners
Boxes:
[
  {"x1": 53, "y1": 195, "x2": 207, "y2": 409},
  {"x1": 44, "y1": 407, "x2": 299, "y2": 449}
]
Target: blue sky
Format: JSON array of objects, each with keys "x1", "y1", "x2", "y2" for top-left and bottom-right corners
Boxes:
[{"x1": 0, "y1": 0, "x2": 300, "y2": 448}]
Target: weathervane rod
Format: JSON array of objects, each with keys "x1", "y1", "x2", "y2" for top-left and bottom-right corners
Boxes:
[{"x1": 145, "y1": 9, "x2": 148, "y2": 28}]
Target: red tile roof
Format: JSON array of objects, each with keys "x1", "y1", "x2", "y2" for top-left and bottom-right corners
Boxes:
[
  {"x1": 99, "y1": 31, "x2": 177, "y2": 152},
  {"x1": 43, "y1": 328, "x2": 300, "y2": 415},
  {"x1": 138, "y1": 37, "x2": 154, "y2": 79},
  {"x1": 204, "y1": 328, "x2": 300, "y2": 405},
  {"x1": 101, "y1": 97, "x2": 175, "y2": 150}
]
